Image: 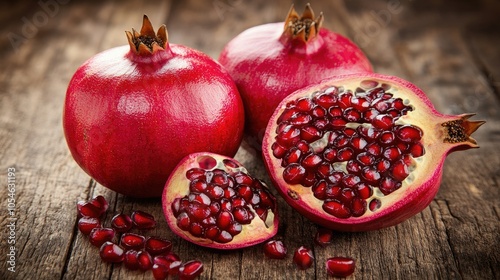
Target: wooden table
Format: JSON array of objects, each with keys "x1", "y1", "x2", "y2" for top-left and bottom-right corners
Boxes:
[{"x1": 1, "y1": 0, "x2": 499, "y2": 279}]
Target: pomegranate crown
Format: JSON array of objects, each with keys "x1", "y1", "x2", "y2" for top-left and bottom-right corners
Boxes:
[
  {"x1": 126, "y1": 15, "x2": 168, "y2": 55},
  {"x1": 283, "y1": 3, "x2": 324, "y2": 42}
]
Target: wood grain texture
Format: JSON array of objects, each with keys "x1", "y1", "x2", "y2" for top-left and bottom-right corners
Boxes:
[{"x1": 0, "y1": 0, "x2": 498, "y2": 279}]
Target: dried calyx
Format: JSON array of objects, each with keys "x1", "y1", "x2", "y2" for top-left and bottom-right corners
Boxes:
[
  {"x1": 282, "y1": 3, "x2": 324, "y2": 42},
  {"x1": 126, "y1": 15, "x2": 168, "y2": 54}
]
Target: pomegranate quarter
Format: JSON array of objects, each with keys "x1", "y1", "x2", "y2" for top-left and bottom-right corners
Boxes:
[
  {"x1": 262, "y1": 73, "x2": 484, "y2": 231},
  {"x1": 162, "y1": 153, "x2": 279, "y2": 249}
]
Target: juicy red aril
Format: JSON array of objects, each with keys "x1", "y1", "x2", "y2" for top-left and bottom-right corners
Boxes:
[
  {"x1": 153, "y1": 254, "x2": 182, "y2": 280},
  {"x1": 314, "y1": 227, "x2": 333, "y2": 247},
  {"x1": 293, "y1": 246, "x2": 314, "y2": 270},
  {"x1": 131, "y1": 210, "x2": 156, "y2": 229},
  {"x1": 326, "y1": 257, "x2": 356, "y2": 277},
  {"x1": 138, "y1": 251, "x2": 154, "y2": 271},
  {"x1": 145, "y1": 237, "x2": 172, "y2": 256},
  {"x1": 89, "y1": 227, "x2": 115, "y2": 247},
  {"x1": 271, "y1": 85, "x2": 425, "y2": 219},
  {"x1": 120, "y1": 233, "x2": 146, "y2": 250},
  {"x1": 174, "y1": 167, "x2": 276, "y2": 244},
  {"x1": 77, "y1": 201, "x2": 102, "y2": 218},
  {"x1": 99, "y1": 241, "x2": 124, "y2": 263},
  {"x1": 78, "y1": 217, "x2": 100, "y2": 235},
  {"x1": 111, "y1": 213, "x2": 133, "y2": 233},
  {"x1": 91, "y1": 195, "x2": 109, "y2": 212},
  {"x1": 124, "y1": 250, "x2": 140, "y2": 270},
  {"x1": 179, "y1": 260, "x2": 204, "y2": 280},
  {"x1": 263, "y1": 240, "x2": 287, "y2": 259}
]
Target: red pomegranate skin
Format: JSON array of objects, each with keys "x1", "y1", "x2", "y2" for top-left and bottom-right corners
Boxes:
[
  {"x1": 219, "y1": 22, "x2": 373, "y2": 147},
  {"x1": 64, "y1": 43, "x2": 244, "y2": 197}
]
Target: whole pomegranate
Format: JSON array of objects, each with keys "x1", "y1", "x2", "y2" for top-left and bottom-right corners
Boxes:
[
  {"x1": 63, "y1": 16, "x2": 244, "y2": 197},
  {"x1": 162, "y1": 153, "x2": 279, "y2": 249},
  {"x1": 219, "y1": 4, "x2": 372, "y2": 149},
  {"x1": 262, "y1": 73, "x2": 484, "y2": 231}
]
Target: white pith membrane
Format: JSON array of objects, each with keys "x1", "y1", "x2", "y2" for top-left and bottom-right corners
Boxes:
[
  {"x1": 162, "y1": 153, "x2": 278, "y2": 249},
  {"x1": 263, "y1": 74, "x2": 482, "y2": 231}
]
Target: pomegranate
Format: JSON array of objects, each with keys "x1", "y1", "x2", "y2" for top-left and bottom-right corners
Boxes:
[
  {"x1": 162, "y1": 152, "x2": 279, "y2": 249},
  {"x1": 262, "y1": 73, "x2": 485, "y2": 231},
  {"x1": 219, "y1": 4, "x2": 372, "y2": 149},
  {"x1": 326, "y1": 257, "x2": 356, "y2": 277},
  {"x1": 63, "y1": 15, "x2": 244, "y2": 197}
]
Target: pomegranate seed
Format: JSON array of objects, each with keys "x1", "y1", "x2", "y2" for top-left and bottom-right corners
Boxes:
[
  {"x1": 311, "y1": 106, "x2": 326, "y2": 118},
  {"x1": 187, "y1": 203, "x2": 211, "y2": 221},
  {"x1": 154, "y1": 252, "x2": 181, "y2": 266},
  {"x1": 272, "y1": 142, "x2": 287, "y2": 158},
  {"x1": 283, "y1": 163, "x2": 306, "y2": 184},
  {"x1": 372, "y1": 98, "x2": 390, "y2": 112},
  {"x1": 363, "y1": 108, "x2": 380, "y2": 121},
  {"x1": 323, "y1": 148, "x2": 337, "y2": 162},
  {"x1": 361, "y1": 167, "x2": 381, "y2": 183},
  {"x1": 314, "y1": 227, "x2": 333, "y2": 247},
  {"x1": 351, "y1": 96, "x2": 370, "y2": 111},
  {"x1": 323, "y1": 200, "x2": 351, "y2": 218},
  {"x1": 263, "y1": 240, "x2": 287, "y2": 259},
  {"x1": 331, "y1": 118, "x2": 347, "y2": 128},
  {"x1": 392, "y1": 98, "x2": 406, "y2": 110},
  {"x1": 326, "y1": 257, "x2": 356, "y2": 277},
  {"x1": 325, "y1": 185, "x2": 342, "y2": 199},
  {"x1": 301, "y1": 126, "x2": 322, "y2": 142},
  {"x1": 277, "y1": 126, "x2": 300, "y2": 147},
  {"x1": 366, "y1": 142, "x2": 382, "y2": 155},
  {"x1": 99, "y1": 241, "x2": 124, "y2": 263},
  {"x1": 356, "y1": 152, "x2": 375, "y2": 165},
  {"x1": 283, "y1": 147, "x2": 302, "y2": 165},
  {"x1": 293, "y1": 246, "x2": 314, "y2": 270},
  {"x1": 342, "y1": 174, "x2": 361, "y2": 188},
  {"x1": 328, "y1": 106, "x2": 342, "y2": 117},
  {"x1": 383, "y1": 146, "x2": 401, "y2": 161},
  {"x1": 124, "y1": 250, "x2": 140, "y2": 270},
  {"x1": 89, "y1": 227, "x2": 115, "y2": 247},
  {"x1": 186, "y1": 168, "x2": 205, "y2": 181},
  {"x1": 216, "y1": 230, "x2": 233, "y2": 243},
  {"x1": 205, "y1": 225, "x2": 220, "y2": 239},
  {"x1": 351, "y1": 137, "x2": 367, "y2": 150},
  {"x1": 145, "y1": 237, "x2": 172, "y2": 256},
  {"x1": 338, "y1": 92, "x2": 352, "y2": 109},
  {"x1": 376, "y1": 159, "x2": 391, "y2": 173},
  {"x1": 77, "y1": 201, "x2": 102, "y2": 218},
  {"x1": 137, "y1": 250, "x2": 154, "y2": 271},
  {"x1": 111, "y1": 213, "x2": 133, "y2": 233},
  {"x1": 179, "y1": 260, "x2": 204, "y2": 280},
  {"x1": 223, "y1": 158, "x2": 239, "y2": 168},
  {"x1": 351, "y1": 198, "x2": 367, "y2": 217},
  {"x1": 189, "y1": 223, "x2": 204, "y2": 237},
  {"x1": 372, "y1": 114, "x2": 393, "y2": 130},
  {"x1": 290, "y1": 113, "x2": 312, "y2": 126},
  {"x1": 315, "y1": 92, "x2": 337, "y2": 108},
  {"x1": 340, "y1": 188, "x2": 356, "y2": 204},
  {"x1": 189, "y1": 179, "x2": 207, "y2": 192},
  {"x1": 391, "y1": 160, "x2": 409, "y2": 181},
  {"x1": 91, "y1": 195, "x2": 109, "y2": 213},
  {"x1": 189, "y1": 193, "x2": 211, "y2": 206},
  {"x1": 355, "y1": 183, "x2": 373, "y2": 199},
  {"x1": 379, "y1": 131, "x2": 395, "y2": 145},
  {"x1": 312, "y1": 180, "x2": 328, "y2": 200},
  {"x1": 343, "y1": 108, "x2": 361, "y2": 122},
  {"x1": 120, "y1": 233, "x2": 146, "y2": 250},
  {"x1": 410, "y1": 142, "x2": 425, "y2": 157},
  {"x1": 131, "y1": 210, "x2": 156, "y2": 229},
  {"x1": 152, "y1": 264, "x2": 168, "y2": 280},
  {"x1": 346, "y1": 160, "x2": 362, "y2": 174},
  {"x1": 295, "y1": 97, "x2": 313, "y2": 111},
  {"x1": 369, "y1": 199, "x2": 382, "y2": 211},
  {"x1": 217, "y1": 211, "x2": 234, "y2": 229},
  {"x1": 336, "y1": 147, "x2": 354, "y2": 161},
  {"x1": 379, "y1": 177, "x2": 402, "y2": 195},
  {"x1": 233, "y1": 207, "x2": 253, "y2": 224},
  {"x1": 153, "y1": 253, "x2": 182, "y2": 280},
  {"x1": 397, "y1": 125, "x2": 423, "y2": 142},
  {"x1": 302, "y1": 153, "x2": 322, "y2": 169},
  {"x1": 78, "y1": 217, "x2": 101, "y2": 235},
  {"x1": 177, "y1": 212, "x2": 191, "y2": 230}
]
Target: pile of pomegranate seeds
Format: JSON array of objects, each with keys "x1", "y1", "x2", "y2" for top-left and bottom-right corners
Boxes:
[
  {"x1": 76, "y1": 195, "x2": 203, "y2": 280},
  {"x1": 171, "y1": 166, "x2": 276, "y2": 243},
  {"x1": 272, "y1": 85, "x2": 425, "y2": 218}
]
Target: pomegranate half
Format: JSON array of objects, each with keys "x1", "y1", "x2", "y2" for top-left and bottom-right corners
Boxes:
[
  {"x1": 219, "y1": 4, "x2": 372, "y2": 149},
  {"x1": 63, "y1": 16, "x2": 244, "y2": 197},
  {"x1": 262, "y1": 73, "x2": 484, "y2": 231},
  {"x1": 162, "y1": 153, "x2": 279, "y2": 249}
]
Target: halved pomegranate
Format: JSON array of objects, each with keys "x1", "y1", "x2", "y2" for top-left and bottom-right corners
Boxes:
[
  {"x1": 162, "y1": 153, "x2": 279, "y2": 249},
  {"x1": 262, "y1": 73, "x2": 484, "y2": 231}
]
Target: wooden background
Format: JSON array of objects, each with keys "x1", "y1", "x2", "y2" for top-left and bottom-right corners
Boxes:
[{"x1": 1, "y1": 0, "x2": 499, "y2": 279}]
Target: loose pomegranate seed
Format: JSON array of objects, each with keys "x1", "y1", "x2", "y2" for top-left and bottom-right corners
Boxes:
[
  {"x1": 293, "y1": 246, "x2": 314, "y2": 270},
  {"x1": 77, "y1": 201, "x2": 102, "y2": 218},
  {"x1": 179, "y1": 260, "x2": 204, "y2": 280},
  {"x1": 263, "y1": 240, "x2": 287, "y2": 259},
  {"x1": 99, "y1": 241, "x2": 124, "y2": 263},
  {"x1": 120, "y1": 233, "x2": 146, "y2": 250},
  {"x1": 111, "y1": 213, "x2": 133, "y2": 233},
  {"x1": 78, "y1": 217, "x2": 101, "y2": 235},
  {"x1": 314, "y1": 227, "x2": 333, "y2": 247},
  {"x1": 145, "y1": 237, "x2": 172, "y2": 256},
  {"x1": 89, "y1": 227, "x2": 115, "y2": 247},
  {"x1": 124, "y1": 250, "x2": 140, "y2": 270},
  {"x1": 326, "y1": 257, "x2": 356, "y2": 277},
  {"x1": 137, "y1": 250, "x2": 154, "y2": 271},
  {"x1": 131, "y1": 210, "x2": 156, "y2": 229},
  {"x1": 152, "y1": 263, "x2": 168, "y2": 280},
  {"x1": 91, "y1": 195, "x2": 109, "y2": 213},
  {"x1": 167, "y1": 261, "x2": 182, "y2": 277}
]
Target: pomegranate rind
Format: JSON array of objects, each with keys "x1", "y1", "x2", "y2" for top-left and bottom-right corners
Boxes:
[
  {"x1": 162, "y1": 153, "x2": 279, "y2": 249},
  {"x1": 263, "y1": 73, "x2": 472, "y2": 231}
]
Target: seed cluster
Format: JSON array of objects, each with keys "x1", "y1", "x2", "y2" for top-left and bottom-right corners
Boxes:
[
  {"x1": 271, "y1": 81, "x2": 425, "y2": 219},
  {"x1": 172, "y1": 163, "x2": 276, "y2": 244}
]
